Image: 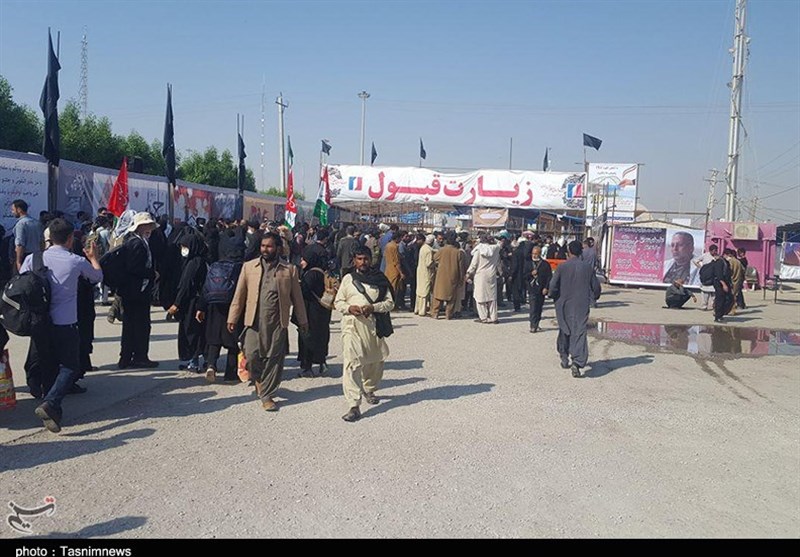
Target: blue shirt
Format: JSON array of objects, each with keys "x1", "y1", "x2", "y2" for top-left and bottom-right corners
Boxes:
[
  {"x1": 20, "y1": 246, "x2": 103, "y2": 326},
  {"x1": 14, "y1": 215, "x2": 43, "y2": 255}
]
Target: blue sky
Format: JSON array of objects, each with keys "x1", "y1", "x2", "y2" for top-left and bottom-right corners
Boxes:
[{"x1": 1, "y1": 0, "x2": 798, "y2": 223}]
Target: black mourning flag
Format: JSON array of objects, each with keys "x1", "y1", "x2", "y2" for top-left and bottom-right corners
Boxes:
[
  {"x1": 582, "y1": 133, "x2": 602, "y2": 151},
  {"x1": 39, "y1": 30, "x2": 61, "y2": 166},
  {"x1": 371, "y1": 142, "x2": 378, "y2": 165},
  {"x1": 543, "y1": 147, "x2": 550, "y2": 172},
  {"x1": 162, "y1": 84, "x2": 176, "y2": 184},
  {"x1": 419, "y1": 138, "x2": 426, "y2": 160},
  {"x1": 321, "y1": 139, "x2": 331, "y2": 155},
  {"x1": 237, "y1": 132, "x2": 246, "y2": 193}
]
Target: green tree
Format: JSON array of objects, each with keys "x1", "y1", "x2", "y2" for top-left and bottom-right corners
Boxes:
[
  {"x1": 0, "y1": 75, "x2": 43, "y2": 153},
  {"x1": 179, "y1": 147, "x2": 256, "y2": 191},
  {"x1": 260, "y1": 186, "x2": 304, "y2": 200},
  {"x1": 121, "y1": 131, "x2": 167, "y2": 175},
  {"x1": 60, "y1": 100, "x2": 125, "y2": 168}
]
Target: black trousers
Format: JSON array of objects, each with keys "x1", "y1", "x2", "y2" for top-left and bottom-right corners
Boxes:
[
  {"x1": 735, "y1": 287, "x2": 746, "y2": 309},
  {"x1": 25, "y1": 330, "x2": 57, "y2": 397},
  {"x1": 121, "y1": 297, "x2": 151, "y2": 362},
  {"x1": 713, "y1": 283, "x2": 731, "y2": 320},
  {"x1": 513, "y1": 277, "x2": 527, "y2": 310},
  {"x1": 206, "y1": 344, "x2": 239, "y2": 380},
  {"x1": 528, "y1": 290, "x2": 545, "y2": 328},
  {"x1": 25, "y1": 323, "x2": 81, "y2": 397}
]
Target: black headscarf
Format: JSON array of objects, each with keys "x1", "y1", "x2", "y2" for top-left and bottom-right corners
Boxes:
[
  {"x1": 302, "y1": 245, "x2": 327, "y2": 271},
  {"x1": 218, "y1": 228, "x2": 245, "y2": 263},
  {"x1": 179, "y1": 232, "x2": 208, "y2": 261}
]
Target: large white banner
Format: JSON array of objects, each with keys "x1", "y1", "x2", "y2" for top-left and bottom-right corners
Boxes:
[
  {"x1": 328, "y1": 165, "x2": 586, "y2": 211},
  {"x1": 586, "y1": 163, "x2": 638, "y2": 224},
  {"x1": 0, "y1": 151, "x2": 48, "y2": 234}
]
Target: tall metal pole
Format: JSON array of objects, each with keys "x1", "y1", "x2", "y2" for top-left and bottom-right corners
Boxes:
[
  {"x1": 725, "y1": 0, "x2": 747, "y2": 222},
  {"x1": 276, "y1": 93, "x2": 288, "y2": 192},
  {"x1": 260, "y1": 76, "x2": 266, "y2": 191},
  {"x1": 703, "y1": 168, "x2": 719, "y2": 239},
  {"x1": 358, "y1": 91, "x2": 370, "y2": 165},
  {"x1": 508, "y1": 137, "x2": 513, "y2": 169}
]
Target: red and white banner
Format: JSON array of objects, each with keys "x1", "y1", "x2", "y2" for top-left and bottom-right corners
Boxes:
[{"x1": 328, "y1": 165, "x2": 586, "y2": 211}]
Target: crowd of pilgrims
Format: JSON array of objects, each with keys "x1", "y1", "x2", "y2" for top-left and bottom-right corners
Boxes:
[{"x1": 2, "y1": 200, "x2": 597, "y2": 427}]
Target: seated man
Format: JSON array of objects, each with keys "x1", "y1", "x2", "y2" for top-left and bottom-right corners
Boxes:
[{"x1": 664, "y1": 278, "x2": 696, "y2": 309}]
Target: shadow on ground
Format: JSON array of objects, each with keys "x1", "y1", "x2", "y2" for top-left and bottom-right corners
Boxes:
[
  {"x1": 583, "y1": 355, "x2": 656, "y2": 378},
  {"x1": 0, "y1": 429, "x2": 156, "y2": 472},
  {"x1": 35, "y1": 516, "x2": 149, "y2": 538},
  {"x1": 361, "y1": 382, "x2": 495, "y2": 420}
]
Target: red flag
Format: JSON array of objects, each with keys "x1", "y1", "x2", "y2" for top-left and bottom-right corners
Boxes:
[
  {"x1": 108, "y1": 157, "x2": 129, "y2": 217},
  {"x1": 322, "y1": 165, "x2": 331, "y2": 205}
]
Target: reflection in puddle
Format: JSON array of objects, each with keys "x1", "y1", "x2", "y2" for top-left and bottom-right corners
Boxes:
[{"x1": 589, "y1": 320, "x2": 800, "y2": 357}]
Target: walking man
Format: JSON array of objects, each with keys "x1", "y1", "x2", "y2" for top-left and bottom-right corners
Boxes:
[
  {"x1": 334, "y1": 245, "x2": 394, "y2": 422},
  {"x1": 548, "y1": 240, "x2": 601, "y2": 377},
  {"x1": 24, "y1": 219, "x2": 103, "y2": 432},
  {"x1": 525, "y1": 245, "x2": 552, "y2": 332},
  {"x1": 227, "y1": 232, "x2": 308, "y2": 411}
]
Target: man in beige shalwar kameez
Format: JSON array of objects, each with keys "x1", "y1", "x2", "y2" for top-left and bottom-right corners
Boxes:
[
  {"x1": 334, "y1": 246, "x2": 395, "y2": 422},
  {"x1": 414, "y1": 235, "x2": 435, "y2": 316}
]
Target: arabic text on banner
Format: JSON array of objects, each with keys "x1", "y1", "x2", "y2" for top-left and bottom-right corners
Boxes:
[
  {"x1": 610, "y1": 227, "x2": 666, "y2": 283},
  {"x1": 327, "y1": 165, "x2": 586, "y2": 211},
  {"x1": 586, "y1": 163, "x2": 638, "y2": 224},
  {"x1": 0, "y1": 154, "x2": 48, "y2": 234}
]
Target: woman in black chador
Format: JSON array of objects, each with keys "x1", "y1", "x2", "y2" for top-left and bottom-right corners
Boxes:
[
  {"x1": 297, "y1": 248, "x2": 332, "y2": 376},
  {"x1": 169, "y1": 233, "x2": 208, "y2": 372}
]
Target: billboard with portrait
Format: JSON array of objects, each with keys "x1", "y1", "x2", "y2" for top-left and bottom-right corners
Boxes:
[{"x1": 610, "y1": 226, "x2": 705, "y2": 288}]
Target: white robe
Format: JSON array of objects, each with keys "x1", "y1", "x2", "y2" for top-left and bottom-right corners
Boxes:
[
  {"x1": 415, "y1": 243, "x2": 434, "y2": 298},
  {"x1": 467, "y1": 243, "x2": 500, "y2": 303}
]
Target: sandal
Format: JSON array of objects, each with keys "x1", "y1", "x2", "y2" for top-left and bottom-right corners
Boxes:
[
  {"x1": 364, "y1": 392, "x2": 380, "y2": 405},
  {"x1": 342, "y1": 407, "x2": 361, "y2": 422}
]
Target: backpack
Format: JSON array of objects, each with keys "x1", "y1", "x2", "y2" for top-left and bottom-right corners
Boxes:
[
  {"x1": 203, "y1": 260, "x2": 241, "y2": 305},
  {"x1": 99, "y1": 243, "x2": 129, "y2": 290},
  {"x1": 0, "y1": 252, "x2": 51, "y2": 337},
  {"x1": 308, "y1": 267, "x2": 339, "y2": 310},
  {"x1": 699, "y1": 262, "x2": 715, "y2": 286}
]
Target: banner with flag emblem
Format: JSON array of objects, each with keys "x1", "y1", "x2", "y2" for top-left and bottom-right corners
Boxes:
[{"x1": 314, "y1": 166, "x2": 331, "y2": 226}]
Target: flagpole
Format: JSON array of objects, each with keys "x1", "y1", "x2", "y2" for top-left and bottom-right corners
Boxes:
[{"x1": 509, "y1": 137, "x2": 513, "y2": 170}]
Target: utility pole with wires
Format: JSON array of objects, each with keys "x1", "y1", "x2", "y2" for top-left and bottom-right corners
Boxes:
[
  {"x1": 704, "y1": 168, "x2": 720, "y2": 233},
  {"x1": 724, "y1": 0, "x2": 748, "y2": 222},
  {"x1": 260, "y1": 77, "x2": 266, "y2": 191}
]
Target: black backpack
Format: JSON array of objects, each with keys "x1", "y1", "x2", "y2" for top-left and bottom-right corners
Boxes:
[
  {"x1": 203, "y1": 260, "x2": 241, "y2": 305},
  {"x1": 0, "y1": 252, "x2": 51, "y2": 337},
  {"x1": 699, "y1": 262, "x2": 715, "y2": 286},
  {"x1": 99, "y1": 243, "x2": 129, "y2": 290}
]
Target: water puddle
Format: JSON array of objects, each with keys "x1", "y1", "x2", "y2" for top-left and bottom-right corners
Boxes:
[{"x1": 589, "y1": 319, "x2": 800, "y2": 357}]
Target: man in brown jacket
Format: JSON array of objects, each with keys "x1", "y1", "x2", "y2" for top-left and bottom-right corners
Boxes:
[
  {"x1": 383, "y1": 230, "x2": 405, "y2": 310},
  {"x1": 430, "y1": 232, "x2": 465, "y2": 319},
  {"x1": 228, "y1": 232, "x2": 308, "y2": 411}
]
